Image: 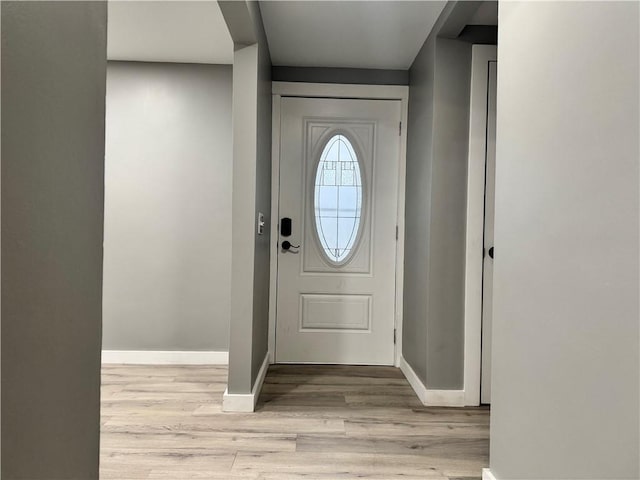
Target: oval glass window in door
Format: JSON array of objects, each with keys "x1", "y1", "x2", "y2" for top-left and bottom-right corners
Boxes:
[{"x1": 313, "y1": 134, "x2": 363, "y2": 264}]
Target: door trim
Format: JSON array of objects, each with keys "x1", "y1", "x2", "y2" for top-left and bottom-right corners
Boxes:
[
  {"x1": 463, "y1": 45, "x2": 497, "y2": 406},
  {"x1": 268, "y1": 82, "x2": 409, "y2": 367}
]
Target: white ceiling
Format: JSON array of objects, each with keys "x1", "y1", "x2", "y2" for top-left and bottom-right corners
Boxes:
[
  {"x1": 107, "y1": 1, "x2": 233, "y2": 64},
  {"x1": 260, "y1": 1, "x2": 447, "y2": 70}
]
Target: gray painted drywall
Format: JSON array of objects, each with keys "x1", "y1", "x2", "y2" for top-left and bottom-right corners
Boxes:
[
  {"x1": 218, "y1": 1, "x2": 257, "y2": 46},
  {"x1": 220, "y1": 0, "x2": 272, "y2": 394},
  {"x1": 250, "y1": 0, "x2": 273, "y2": 388},
  {"x1": 403, "y1": 2, "x2": 473, "y2": 389},
  {"x1": 272, "y1": 66, "x2": 408, "y2": 85},
  {"x1": 227, "y1": 43, "x2": 258, "y2": 393},
  {"x1": 425, "y1": 38, "x2": 471, "y2": 389},
  {"x1": 490, "y1": 2, "x2": 639, "y2": 479},
  {"x1": 437, "y1": 1, "x2": 485, "y2": 39},
  {"x1": 1, "y1": 2, "x2": 106, "y2": 478},
  {"x1": 102, "y1": 61, "x2": 232, "y2": 352},
  {"x1": 403, "y1": 33, "x2": 435, "y2": 384}
]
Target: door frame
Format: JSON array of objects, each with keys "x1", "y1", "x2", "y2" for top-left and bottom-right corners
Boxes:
[
  {"x1": 268, "y1": 82, "x2": 409, "y2": 367},
  {"x1": 463, "y1": 45, "x2": 497, "y2": 406}
]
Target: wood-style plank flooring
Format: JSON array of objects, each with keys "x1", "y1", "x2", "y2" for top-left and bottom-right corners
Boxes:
[{"x1": 101, "y1": 364, "x2": 489, "y2": 479}]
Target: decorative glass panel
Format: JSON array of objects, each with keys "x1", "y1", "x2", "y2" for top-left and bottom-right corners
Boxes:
[{"x1": 314, "y1": 134, "x2": 362, "y2": 263}]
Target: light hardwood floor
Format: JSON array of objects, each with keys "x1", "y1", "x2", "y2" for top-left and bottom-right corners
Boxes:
[{"x1": 101, "y1": 364, "x2": 489, "y2": 479}]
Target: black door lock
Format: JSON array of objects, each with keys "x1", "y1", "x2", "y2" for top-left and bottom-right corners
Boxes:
[{"x1": 281, "y1": 217, "x2": 292, "y2": 237}]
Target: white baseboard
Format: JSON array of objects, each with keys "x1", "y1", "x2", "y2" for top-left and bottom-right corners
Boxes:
[
  {"x1": 425, "y1": 388, "x2": 465, "y2": 407},
  {"x1": 482, "y1": 468, "x2": 497, "y2": 480},
  {"x1": 399, "y1": 355, "x2": 466, "y2": 407},
  {"x1": 222, "y1": 351, "x2": 270, "y2": 413},
  {"x1": 399, "y1": 355, "x2": 429, "y2": 404},
  {"x1": 101, "y1": 350, "x2": 228, "y2": 365}
]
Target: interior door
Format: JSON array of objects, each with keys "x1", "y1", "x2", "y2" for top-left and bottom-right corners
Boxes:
[
  {"x1": 481, "y1": 61, "x2": 497, "y2": 404},
  {"x1": 275, "y1": 97, "x2": 401, "y2": 365}
]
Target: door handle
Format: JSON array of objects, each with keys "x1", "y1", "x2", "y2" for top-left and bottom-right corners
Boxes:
[
  {"x1": 488, "y1": 247, "x2": 494, "y2": 259},
  {"x1": 281, "y1": 240, "x2": 300, "y2": 252}
]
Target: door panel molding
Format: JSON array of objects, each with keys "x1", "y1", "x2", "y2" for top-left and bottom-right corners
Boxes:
[
  {"x1": 300, "y1": 294, "x2": 372, "y2": 332},
  {"x1": 268, "y1": 82, "x2": 408, "y2": 366}
]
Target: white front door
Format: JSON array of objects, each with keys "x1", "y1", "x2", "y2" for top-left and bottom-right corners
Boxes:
[
  {"x1": 275, "y1": 97, "x2": 401, "y2": 365},
  {"x1": 481, "y1": 61, "x2": 497, "y2": 404}
]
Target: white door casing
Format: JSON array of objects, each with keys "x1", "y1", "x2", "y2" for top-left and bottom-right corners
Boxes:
[{"x1": 275, "y1": 96, "x2": 401, "y2": 365}]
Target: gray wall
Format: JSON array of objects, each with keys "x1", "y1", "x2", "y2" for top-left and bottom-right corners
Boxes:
[
  {"x1": 403, "y1": 3, "x2": 473, "y2": 389},
  {"x1": 403, "y1": 33, "x2": 435, "y2": 384},
  {"x1": 220, "y1": 0, "x2": 272, "y2": 394},
  {"x1": 1, "y1": 2, "x2": 106, "y2": 478},
  {"x1": 425, "y1": 38, "x2": 471, "y2": 389},
  {"x1": 272, "y1": 66, "x2": 408, "y2": 85},
  {"x1": 490, "y1": 2, "x2": 639, "y2": 479},
  {"x1": 251, "y1": 2, "x2": 273, "y2": 388},
  {"x1": 227, "y1": 42, "x2": 259, "y2": 393},
  {"x1": 102, "y1": 61, "x2": 232, "y2": 352}
]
